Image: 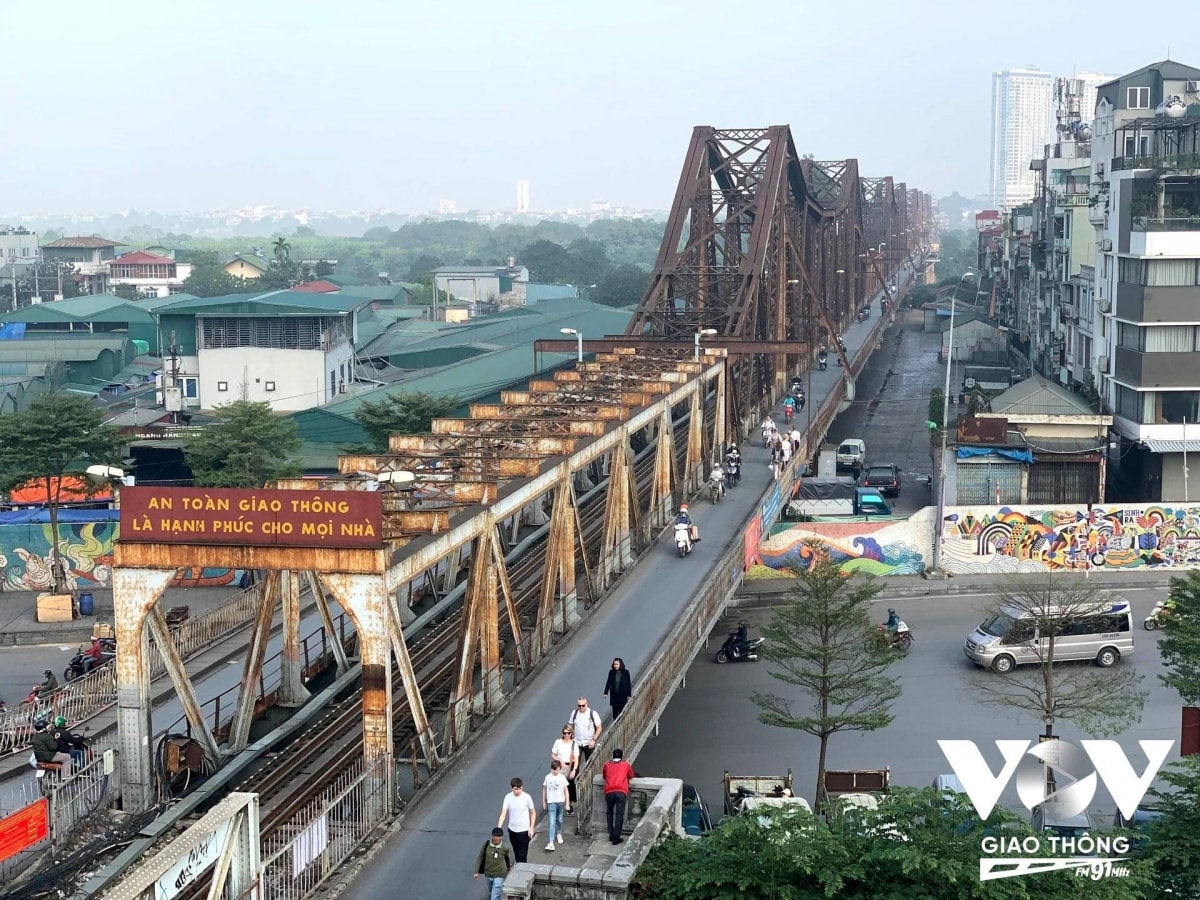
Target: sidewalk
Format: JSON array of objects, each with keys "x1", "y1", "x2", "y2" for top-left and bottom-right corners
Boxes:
[{"x1": 0, "y1": 586, "x2": 243, "y2": 646}]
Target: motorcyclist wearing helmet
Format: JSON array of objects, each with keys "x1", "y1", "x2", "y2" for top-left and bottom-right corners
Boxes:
[
  {"x1": 735, "y1": 621, "x2": 749, "y2": 644},
  {"x1": 31, "y1": 719, "x2": 72, "y2": 774},
  {"x1": 676, "y1": 504, "x2": 699, "y2": 544},
  {"x1": 53, "y1": 716, "x2": 86, "y2": 766},
  {"x1": 39, "y1": 669, "x2": 58, "y2": 694},
  {"x1": 885, "y1": 608, "x2": 901, "y2": 633}
]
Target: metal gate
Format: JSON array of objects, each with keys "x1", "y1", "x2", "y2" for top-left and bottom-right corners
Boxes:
[
  {"x1": 957, "y1": 459, "x2": 1023, "y2": 505},
  {"x1": 1027, "y1": 460, "x2": 1100, "y2": 505}
]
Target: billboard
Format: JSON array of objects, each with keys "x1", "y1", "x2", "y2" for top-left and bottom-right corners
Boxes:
[{"x1": 120, "y1": 487, "x2": 383, "y2": 549}]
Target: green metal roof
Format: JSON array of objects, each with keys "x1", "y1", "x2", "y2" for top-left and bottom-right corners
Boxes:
[
  {"x1": 0, "y1": 293, "x2": 158, "y2": 324},
  {"x1": 151, "y1": 289, "x2": 373, "y2": 317},
  {"x1": 0, "y1": 335, "x2": 129, "y2": 364},
  {"x1": 322, "y1": 275, "x2": 367, "y2": 288},
  {"x1": 138, "y1": 293, "x2": 199, "y2": 312},
  {"x1": 225, "y1": 254, "x2": 271, "y2": 273},
  {"x1": 337, "y1": 284, "x2": 409, "y2": 303},
  {"x1": 354, "y1": 307, "x2": 429, "y2": 350}
]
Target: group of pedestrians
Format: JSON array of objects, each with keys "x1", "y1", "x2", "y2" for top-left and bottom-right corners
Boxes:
[
  {"x1": 474, "y1": 660, "x2": 635, "y2": 899},
  {"x1": 761, "y1": 417, "x2": 804, "y2": 481}
]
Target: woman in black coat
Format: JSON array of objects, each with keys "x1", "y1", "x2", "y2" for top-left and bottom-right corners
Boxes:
[{"x1": 604, "y1": 657, "x2": 633, "y2": 719}]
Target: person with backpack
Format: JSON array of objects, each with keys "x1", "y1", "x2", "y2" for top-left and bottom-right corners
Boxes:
[
  {"x1": 472, "y1": 827, "x2": 512, "y2": 900},
  {"x1": 569, "y1": 697, "x2": 603, "y2": 764}
]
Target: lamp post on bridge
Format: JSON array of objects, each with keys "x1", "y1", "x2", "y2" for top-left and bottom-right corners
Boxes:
[
  {"x1": 694, "y1": 328, "x2": 717, "y2": 362},
  {"x1": 560, "y1": 327, "x2": 583, "y2": 363}
]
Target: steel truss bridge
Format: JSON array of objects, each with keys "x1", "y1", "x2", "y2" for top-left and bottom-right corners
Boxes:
[{"x1": 101, "y1": 125, "x2": 934, "y2": 898}]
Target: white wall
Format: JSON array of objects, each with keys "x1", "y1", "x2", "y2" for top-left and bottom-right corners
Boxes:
[{"x1": 197, "y1": 343, "x2": 355, "y2": 411}]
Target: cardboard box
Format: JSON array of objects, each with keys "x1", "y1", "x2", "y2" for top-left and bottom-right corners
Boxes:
[
  {"x1": 92, "y1": 623, "x2": 114, "y2": 639},
  {"x1": 36, "y1": 594, "x2": 75, "y2": 623}
]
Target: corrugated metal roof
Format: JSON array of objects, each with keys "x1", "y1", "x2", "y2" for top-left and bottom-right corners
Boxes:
[
  {"x1": 1146, "y1": 439, "x2": 1200, "y2": 453},
  {"x1": 224, "y1": 254, "x2": 271, "y2": 273},
  {"x1": 41, "y1": 236, "x2": 125, "y2": 249},
  {"x1": 1019, "y1": 435, "x2": 1106, "y2": 454},
  {"x1": 0, "y1": 292, "x2": 157, "y2": 323},
  {"x1": 0, "y1": 335, "x2": 128, "y2": 363},
  {"x1": 990, "y1": 375, "x2": 1096, "y2": 416},
  {"x1": 152, "y1": 289, "x2": 372, "y2": 316}
]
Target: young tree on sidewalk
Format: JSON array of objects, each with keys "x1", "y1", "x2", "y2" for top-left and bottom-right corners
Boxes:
[
  {"x1": 750, "y1": 546, "x2": 903, "y2": 807},
  {"x1": 1157, "y1": 570, "x2": 1200, "y2": 705},
  {"x1": 969, "y1": 576, "x2": 1147, "y2": 739}
]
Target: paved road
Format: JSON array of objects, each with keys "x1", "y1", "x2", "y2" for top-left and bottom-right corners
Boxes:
[
  {"x1": 635, "y1": 588, "x2": 1177, "y2": 826},
  {"x1": 343, "y1": 271, "x2": 917, "y2": 898}
]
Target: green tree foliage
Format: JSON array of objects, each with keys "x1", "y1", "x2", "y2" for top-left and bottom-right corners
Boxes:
[
  {"x1": 592, "y1": 263, "x2": 650, "y2": 308},
  {"x1": 929, "y1": 387, "x2": 945, "y2": 428},
  {"x1": 1157, "y1": 570, "x2": 1200, "y2": 704},
  {"x1": 0, "y1": 393, "x2": 124, "y2": 591},
  {"x1": 518, "y1": 239, "x2": 576, "y2": 282},
  {"x1": 182, "y1": 400, "x2": 302, "y2": 488},
  {"x1": 404, "y1": 254, "x2": 443, "y2": 283},
  {"x1": 353, "y1": 391, "x2": 460, "y2": 452},
  {"x1": 1138, "y1": 755, "x2": 1200, "y2": 896},
  {"x1": 182, "y1": 262, "x2": 256, "y2": 298},
  {"x1": 969, "y1": 576, "x2": 1148, "y2": 738},
  {"x1": 272, "y1": 236, "x2": 292, "y2": 265},
  {"x1": 751, "y1": 551, "x2": 903, "y2": 805},
  {"x1": 634, "y1": 790, "x2": 1151, "y2": 899}
]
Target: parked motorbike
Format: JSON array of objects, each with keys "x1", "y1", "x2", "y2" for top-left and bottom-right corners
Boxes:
[
  {"x1": 674, "y1": 523, "x2": 694, "y2": 558},
  {"x1": 1144, "y1": 599, "x2": 1174, "y2": 631},
  {"x1": 715, "y1": 629, "x2": 765, "y2": 664}
]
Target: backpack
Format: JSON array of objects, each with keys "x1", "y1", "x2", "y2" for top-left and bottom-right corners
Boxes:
[{"x1": 571, "y1": 707, "x2": 600, "y2": 734}]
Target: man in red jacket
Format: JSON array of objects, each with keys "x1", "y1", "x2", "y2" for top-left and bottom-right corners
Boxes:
[{"x1": 601, "y1": 748, "x2": 636, "y2": 845}]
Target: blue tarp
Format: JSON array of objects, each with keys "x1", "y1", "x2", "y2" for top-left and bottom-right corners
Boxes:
[
  {"x1": 0, "y1": 509, "x2": 120, "y2": 524},
  {"x1": 0, "y1": 322, "x2": 26, "y2": 340},
  {"x1": 956, "y1": 446, "x2": 1034, "y2": 464}
]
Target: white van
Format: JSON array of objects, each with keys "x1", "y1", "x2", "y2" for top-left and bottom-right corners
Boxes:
[{"x1": 964, "y1": 599, "x2": 1134, "y2": 673}]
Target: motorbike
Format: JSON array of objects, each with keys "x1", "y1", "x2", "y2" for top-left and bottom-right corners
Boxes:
[
  {"x1": 715, "y1": 630, "x2": 764, "y2": 664},
  {"x1": 709, "y1": 476, "x2": 725, "y2": 504},
  {"x1": 1144, "y1": 599, "x2": 1174, "y2": 631},
  {"x1": 65, "y1": 643, "x2": 116, "y2": 682},
  {"x1": 873, "y1": 621, "x2": 914, "y2": 652},
  {"x1": 725, "y1": 457, "x2": 741, "y2": 488},
  {"x1": 857, "y1": 310, "x2": 866, "y2": 323},
  {"x1": 783, "y1": 404, "x2": 794, "y2": 424},
  {"x1": 29, "y1": 727, "x2": 91, "y2": 796},
  {"x1": 674, "y1": 523, "x2": 694, "y2": 557}
]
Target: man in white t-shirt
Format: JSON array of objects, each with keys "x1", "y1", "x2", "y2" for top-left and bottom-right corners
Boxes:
[
  {"x1": 496, "y1": 776, "x2": 536, "y2": 863},
  {"x1": 569, "y1": 697, "x2": 603, "y2": 764}
]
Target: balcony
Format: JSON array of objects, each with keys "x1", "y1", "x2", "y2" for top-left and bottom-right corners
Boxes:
[
  {"x1": 1112, "y1": 153, "x2": 1200, "y2": 173},
  {"x1": 1114, "y1": 346, "x2": 1200, "y2": 388},
  {"x1": 1116, "y1": 283, "x2": 1200, "y2": 323},
  {"x1": 1132, "y1": 216, "x2": 1200, "y2": 231}
]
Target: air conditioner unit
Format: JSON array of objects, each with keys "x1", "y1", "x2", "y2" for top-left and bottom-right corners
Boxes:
[
  {"x1": 1097, "y1": 296, "x2": 1112, "y2": 313},
  {"x1": 339, "y1": 384, "x2": 347, "y2": 394},
  {"x1": 1188, "y1": 80, "x2": 1199, "y2": 93},
  {"x1": 1099, "y1": 238, "x2": 1113, "y2": 252},
  {"x1": 1096, "y1": 355, "x2": 1110, "y2": 373}
]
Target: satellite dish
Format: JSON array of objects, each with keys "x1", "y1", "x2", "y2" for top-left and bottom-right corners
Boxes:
[
  {"x1": 1077, "y1": 123, "x2": 1093, "y2": 141},
  {"x1": 1162, "y1": 95, "x2": 1187, "y2": 119}
]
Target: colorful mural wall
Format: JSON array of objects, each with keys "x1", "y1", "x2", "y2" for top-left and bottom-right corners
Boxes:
[
  {"x1": 757, "y1": 503, "x2": 1200, "y2": 578},
  {"x1": 0, "y1": 521, "x2": 247, "y2": 592},
  {"x1": 758, "y1": 510, "x2": 932, "y2": 576}
]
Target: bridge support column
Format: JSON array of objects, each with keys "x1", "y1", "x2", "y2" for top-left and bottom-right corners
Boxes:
[
  {"x1": 599, "y1": 442, "x2": 635, "y2": 588},
  {"x1": 713, "y1": 363, "x2": 728, "y2": 452},
  {"x1": 686, "y1": 389, "x2": 705, "y2": 494},
  {"x1": 306, "y1": 572, "x2": 351, "y2": 672},
  {"x1": 322, "y1": 572, "x2": 394, "y2": 819},
  {"x1": 386, "y1": 595, "x2": 439, "y2": 770},
  {"x1": 114, "y1": 567, "x2": 173, "y2": 813},
  {"x1": 278, "y1": 570, "x2": 310, "y2": 707},
  {"x1": 229, "y1": 571, "x2": 279, "y2": 750},
  {"x1": 146, "y1": 604, "x2": 222, "y2": 765},
  {"x1": 650, "y1": 409, "x2": 676, "y2": 529}
]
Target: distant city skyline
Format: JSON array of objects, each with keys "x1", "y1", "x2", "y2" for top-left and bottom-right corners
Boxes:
[{"x1": 0, "y1": 2, "x2": 1187, "y2": 212}]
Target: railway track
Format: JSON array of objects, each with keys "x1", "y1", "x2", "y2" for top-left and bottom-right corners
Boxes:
[{"x1": 176, "y1": 406, "x2": 709, "y2": 897}]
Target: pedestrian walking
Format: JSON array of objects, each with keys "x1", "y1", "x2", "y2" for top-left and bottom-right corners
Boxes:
[
  {"x1": 789, "y1": 428, "x2": 802, "y2": 455},
  {"x1": 569, "y1": 697, "x2": 603, "y2": 764},
  {"x1": 496, "y1": 777, "x2": 536, "y2": 864},
  {"x1": 781, "y1": 440, "x2": 792, "y2": 466},
  {"x1": 551, "y1": 724, "x2": 580, "y2": 810},
  {"x1": 473, "y1": 828, "x2": 513, "y2": 900},
  {"x1": 542, "y1": 759, "x2": 570, "y2": 851},
  {"x1": 603, "y1": 658, "x2": 633, "y2": 719},
  {"x1": 602, "y1": 748, "x2": 636, "y2": 845}
]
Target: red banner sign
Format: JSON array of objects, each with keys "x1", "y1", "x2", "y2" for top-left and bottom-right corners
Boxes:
[
  {"x1": 120, "y1": 487, "x2": 384, "y2": 549},
  {"x1": 0, "y1": 799, "x2": 48, "y2": 863}
]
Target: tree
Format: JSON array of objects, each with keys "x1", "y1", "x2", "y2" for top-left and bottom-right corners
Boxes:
[
  {"x1": 1156, "y1": 570, "x2": 1200, "y2": 704},
  {"x1": 353, "y1": 391, "x2": 460, "y2": 452},
  {"x1": 272, "y1": 236, "x2": 292, "y2": 265},
  {"x1": 517, "y1": 239, "x2": 575, "y2": 282},
  {"x1": 294, "y1": 225, "x2": 317, "y2": 238},
  {"x1": 315, "y1": 260, "x2": 335, "y2": 278},
  {"x1": 750, "y1": 550, "x2": 903, "y2": 806},
  {"x1": 0, "y1": 393, "x2": 124, "y2": 592},
  {"x1": 404, "y1": 254, "x2": 443, "y2": 283},
  {"x1": 182, "y1": 400, "x2": 303, "y2": 487},
  {"x1": 969, "y1": 576, "x2": 1148, "y2": 739},
  {"x1": 565, "y1": 238, "x2": 611, "y2": 285},
  {"x1": 592, "y1": 263, "x2": 649, "y2": 308},
  {"x1": 1138, "y1": 756, "x2": 1200, "y2": 897},
  {"x1": 633, "y1": 789, "x2": 1151, "y2": 899},
  {"x1": 362, "y1": 226, "x2": 393, "y2": 242},
  {"x1": 112, "y1": 283, "x2": 142, "y2": 301},
  {"x1": 182, "y1": 263, "x2": 246, "y2": 298}
]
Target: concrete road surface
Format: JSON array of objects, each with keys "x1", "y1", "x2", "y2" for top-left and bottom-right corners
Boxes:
[{"x1": 636, "y1": 587, "x2": 1178, "y2": 823}]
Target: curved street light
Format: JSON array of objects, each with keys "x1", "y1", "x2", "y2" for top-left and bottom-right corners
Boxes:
[
  {"x1": 560, "y1": 327, "x2": 583, "y2": 362},
  {"x1": 694, "y1": 328, "x2": 718, "y2": 361}
]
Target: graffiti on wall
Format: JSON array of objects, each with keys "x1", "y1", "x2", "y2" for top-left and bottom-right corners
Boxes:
[
  {"x1": 758, "y1": 511, "x2": 930, "y2": 576},
  {"x1": 0, "y1": 522, "x2": 246, "y2": 592},
  {"x1": 941, "y1": 504, "x2": 1200, "y2": 573}
]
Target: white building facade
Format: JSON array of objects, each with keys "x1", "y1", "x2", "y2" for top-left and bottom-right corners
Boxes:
[{"x1": 990, "y1": 68, "x2": 1054, "y2": 209}]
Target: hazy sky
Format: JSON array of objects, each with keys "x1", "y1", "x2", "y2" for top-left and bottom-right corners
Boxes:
[{"x1": 4, "y1": 0, "x2": 1185, "y2": 214}]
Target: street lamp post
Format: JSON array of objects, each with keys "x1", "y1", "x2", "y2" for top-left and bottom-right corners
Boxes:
[
  {"x1": 930, "y1": 271, "x2": 978, "y2": 575},
  {"x1": 560, "y1": 327, "x2": 583, "y2": 363},
  {"x1": 694, "y1": 328, "x2": 717, "y2": 362}
]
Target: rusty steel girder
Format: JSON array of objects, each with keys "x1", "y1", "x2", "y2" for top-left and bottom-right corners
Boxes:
[
  {"x1": 430, "y1": 418, "x2": 608, "y2": 438},
  {"x1": 471, "y1": 402, "x2": 631, "y2": 421},
  {"x1": 501, "y1": 389, "x2": 649, "y2": 407},
  {"x1": 387, "y1": 434, "x2": 578, "y2": 457}
]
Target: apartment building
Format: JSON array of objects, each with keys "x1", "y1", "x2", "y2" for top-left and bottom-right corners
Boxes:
[
  {"x1": 1089, "y1": 59, "x2": 1200, "y2": 500},
  {"x1": 990, "y1": 68, "x2": 1054, "y2": 208}
]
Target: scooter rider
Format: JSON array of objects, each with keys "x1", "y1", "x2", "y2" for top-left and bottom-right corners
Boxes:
[
  {"x1": 818, "y1": 346, "x2": 828, "y2": 370},
  {"x1": 39, "y1": 669, "x2": 58, "y2": 695},
  {"x1": 676, "y1": 504, "x2": 699, "y2": 545},
  {"x1": 31, "y1": 719, "x2": 72, "y2": 775},
  {"x1": 885, "y1": 608, "x2": 901, "y2": 633},
  {"x1": 709, "y1": 463, "x2": 726, "y2": 500},
  {"x1": 53, "y1": 716, "x2": 86, "y2": 767},
  {"x1": 82, "y1": 638, "x2": 105, "y2": 673}
]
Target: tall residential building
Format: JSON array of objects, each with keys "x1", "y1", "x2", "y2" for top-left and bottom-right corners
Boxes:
[
  {"x1": 1068, "y1": 71, "x2": 1121, "y2": 126},
  {"x1": 438, "y1": 199, "x2": 457, "y2": 215},
  {"x1": 990, "y1": 68, "x2": 1054, "y2": 209},
  {"x1": 516, "y1": 179, "x2": 531, "y2": 213}
]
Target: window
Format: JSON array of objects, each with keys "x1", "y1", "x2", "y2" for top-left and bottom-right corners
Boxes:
[
  {"x1": 1127, "y1": 86, "x2": 1150, "y2": 109},
  {"x1": 1123, "y1": 133, "x2": 1150, "y2": 156},
  {"x1": 181, "y1": 377, "x2": 198, "y2": 399},
  {"x1": 217, "y1": 381, "x2": 228, "y2": 392},
  {"x1": 265, "y1": 381, "x2": 276, "y2": 392},
  {"x1": 1161, "y1": 391, "x2": 1200, "y2": 423},
  {"x1": 1115, "y1": 385, "x2": 1151, "y2": 423},
  {"x1": 1148, "y1": 259, "x2": 1199, "y2": 286}
]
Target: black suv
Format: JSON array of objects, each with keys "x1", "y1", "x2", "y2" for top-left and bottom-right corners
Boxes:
[{"x1": 859, "y1": 464, "x2": 902, "y2": 497}]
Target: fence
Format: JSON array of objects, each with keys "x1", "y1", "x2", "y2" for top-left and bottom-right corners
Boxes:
[
  {"x1": 0, "y1": 580, "x2": 268, "y2": 756},
  {"x1": 259, "y1": 755, "x2": 390, "y2": 900},
  {"x1": 48, "y1": 748, "x2": 120, "y2": 850}
]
